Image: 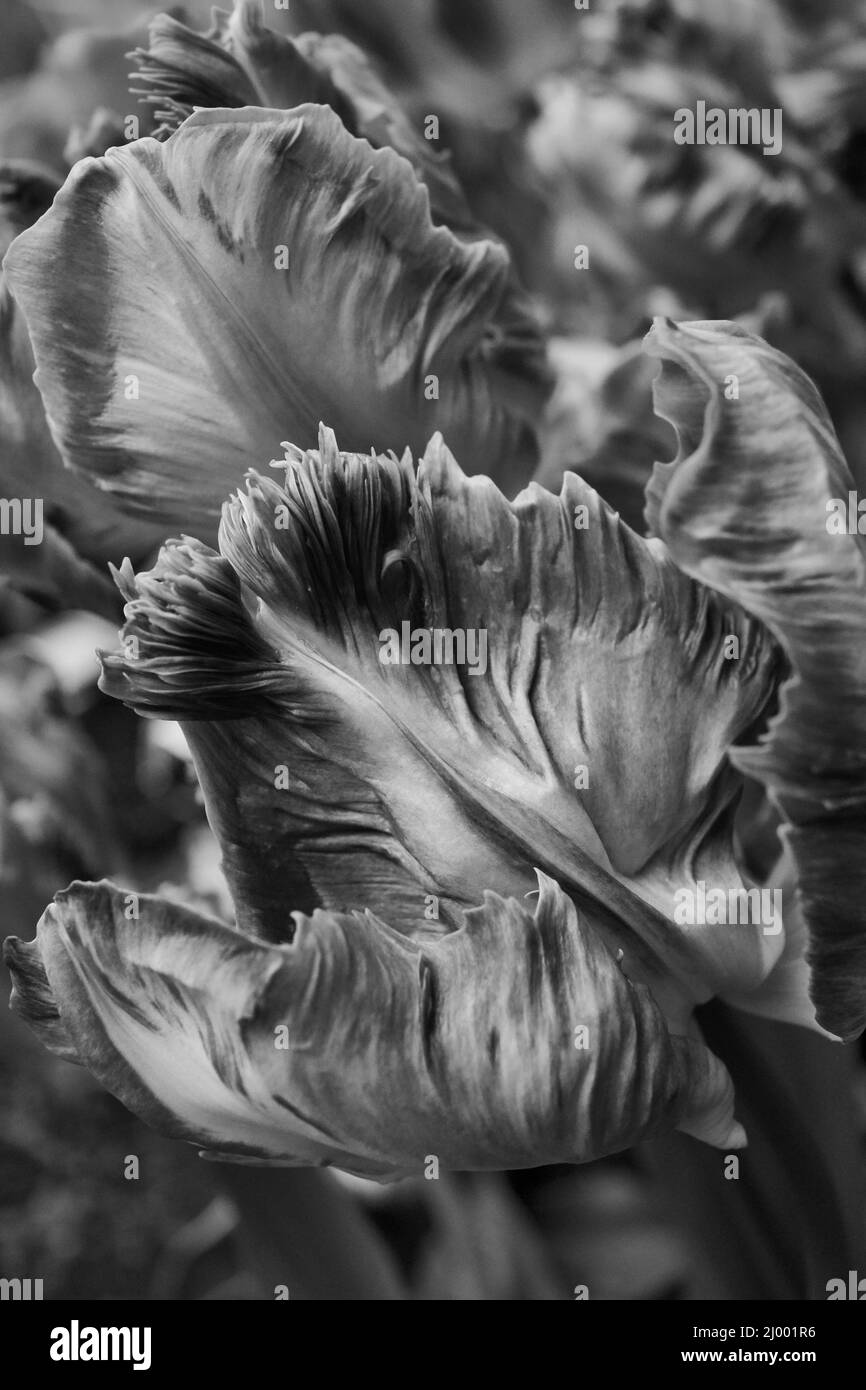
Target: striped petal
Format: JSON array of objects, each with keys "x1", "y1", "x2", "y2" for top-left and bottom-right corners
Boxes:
[
  {"x1": 4, "y1": 102, "x2": 547, "y2": 541},
  {"x1": 4, "y1": 875, "x2": 741, "y2": 1176},
  {"x1": 130, "y1": 0, "x2": 549, "y2": 424},
  {"x1": 645, "y1": 317, "x2": 866, "y2": 1042}
]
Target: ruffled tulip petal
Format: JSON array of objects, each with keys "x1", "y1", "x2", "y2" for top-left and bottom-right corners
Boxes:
[
  {"x1": 4, "y1": 103, "x2": 547, "y2": 539},
  {"x1": 131, "y1": 1, "x2": 550, "y2": 434},
  {"x1": 3, "y1": 875, "x2": 742, "y2": 1176},
  {"x1": 101, "y1": 427, "x2": 787, "y2": 1023},
  {"x1": 645, "y1": 316, "x2": 866, "y2": 1041}
]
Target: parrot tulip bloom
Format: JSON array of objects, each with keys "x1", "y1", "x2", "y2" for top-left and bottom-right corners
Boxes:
[
  {"x1": 3, "y1": 0, "x2": 864, "y2": 1182},
  {"x1": 8, "y1": 312, "x2": 866, "y2": 1176}
]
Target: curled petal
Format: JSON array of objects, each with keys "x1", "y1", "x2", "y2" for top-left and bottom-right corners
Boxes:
[
  {"x1": 645, "y1": 316, "x2": 866, "y2": 1041},
  {"x1": 4, "y1": 875, "x2": 742, "y2": 1176},
  {"x1": 5, "y1": 105, "x2": 546, "y2": 535},
  {"x1": 131, "y1": 1, "x2": 550, "y2": 437}
]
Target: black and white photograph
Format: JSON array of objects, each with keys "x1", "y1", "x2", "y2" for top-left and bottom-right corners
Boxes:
[{"x1": 1, "y1": 0, "x2": 866, "y2": 1345}]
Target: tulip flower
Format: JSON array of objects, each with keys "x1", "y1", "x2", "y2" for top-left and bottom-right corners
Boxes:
[
  {"x1": 3, "y1": 1, "x2": 863, "y2": 1188},
  {"x1": 7, "y1": 308, "x2": 864, "y2": 1178}
]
